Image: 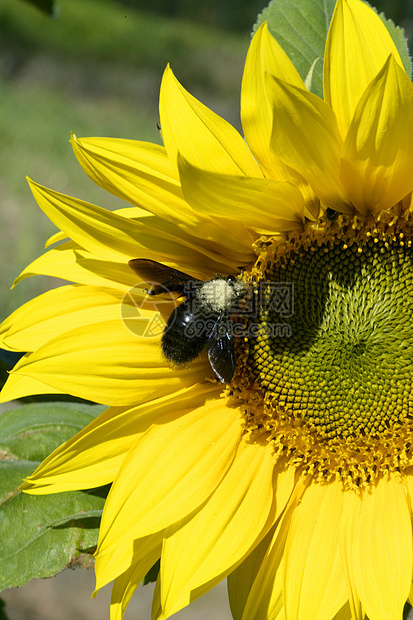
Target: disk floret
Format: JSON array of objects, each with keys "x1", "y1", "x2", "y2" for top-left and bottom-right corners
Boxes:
[{"x1": 231, "y1": 212, "x2": 413, "y2": 487}]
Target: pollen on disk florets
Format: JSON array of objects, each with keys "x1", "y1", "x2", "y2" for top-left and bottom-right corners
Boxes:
[{"x1": 229, "y1": 207, "x2": 413, "y2": 490}]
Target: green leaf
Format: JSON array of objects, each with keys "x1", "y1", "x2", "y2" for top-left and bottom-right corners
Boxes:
[
  {"x1": 0, "y1": 471, "x2": 107, "y2": 590},
  {"x1": 0, "y1": 460, "x2": 38, "y2": 503},
  {"x1": 18, "y1": 0, "x2": 56, "y2": 15},
  {"x1": 255, "y1": 0, "x2": 411, "y2": 98},
  {"x1": 0, "y1": 599, "x2": 10, "y2": 620},
  {"x1": 255, "y1": 0, "x2": 337, "y2": 98},
  {"x1": 404, "y1": 601, "x2": 412, "y2": 620},
  {"x1": 381, "y1": 11, "x2": 412, "y2": 78},
  {"x1": 142, "y1": 559, "x2": 160, "y2": 585},
  {"x1": 0, "y1": 401, "x2": 107, "y2": 590},
  {"x1": 0, "y1": 401, "x2": 105, "y2": 462}
]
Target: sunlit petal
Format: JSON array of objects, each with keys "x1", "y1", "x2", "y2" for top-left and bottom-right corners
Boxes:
[
  {"x1": 283, "y1": 480, "x2": 348, "y2": 620},
  {"x1": 159, "y1": 65, "x2": 261, "y2": 177},
  {"x1": 109, "y1": 540, "x2": 162, "y2": 620},
  {"x1": 71, "y1": 134, "x2": 199, "y2": 226},
  {"x1": 3, "y1": 4, "x2": 413, "y2": 620},
  {"x1": 266, "y1": 75, "x2": 352, "y2": 212},
  {"x1": 228, "y1": 478, "x2": 307, "y2": 620},
  {"x1": 341, "y1": 55, "x2": 413, "y2": 215},
  {"x1": 6, "y1": 320, "x2": 207, "y2": 406},
  {"x1": 0, "y1": 286, "x2": 124, "y2": 352},
  {"x1": 178, "y1": 155, "x2": 305, "y2": 234},
  {"x1": 241, "y1": 22, "x2": 304, "y2": 179},
  {"x1": 160, "y1": 436, "x2": 277, "y2": 618},
  {"x1": 22, "y1": 384, "x2": 219, "y2": 493},
  {"x1": 340, "y1": 478, "x2": 412, "y2": 620},
  {"x1": 325, "y1": 0, "x2": 404, "y2": 137},
  {"x1": 97, "y1": 400, "x2": 244, "y2": 554}
]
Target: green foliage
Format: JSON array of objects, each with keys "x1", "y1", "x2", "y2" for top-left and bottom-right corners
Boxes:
[
  {"x1": 0, "y1": 0, "x2": 246, "y2": 79},
  {"x1": 0, "y1": 401, "x2": 104, "y2": 461},
  {"x1": 383, "y1": 12, "x2": 412, "y2": 77},
  {"x1": 0, "y1": 480, "x2": 106, "y2": 589},
  {"x1": 116, "y1": 0, "x2": 266, "y2": 32},
  {"x1": 115, "y1": 0, "x2": 413, "y2": 40},
  {"x1": 18, "y1": 0, "x2": 55, "y2": 15},
  {"x1": 0, "y1": 599, "x2": 9, "y2": 620},
  {"x1": 142, "y1": 559, "x2": 160, "y2": 585},
  {"x1": 255, "y1": 0, "x2": 336, "y2": 98},
  {"x1": 255, "y1": 0, "x2": 411, "y2": 98},
  {"x1": 0, "y1": 402, "x2": 106, "y2": 590}
]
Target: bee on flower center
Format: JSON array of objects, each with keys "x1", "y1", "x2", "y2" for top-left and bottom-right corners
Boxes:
[{"x1": 129, "y1": 259, "x2": 247, "y2": 383}]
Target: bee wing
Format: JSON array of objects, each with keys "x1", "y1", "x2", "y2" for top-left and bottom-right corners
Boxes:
[
  {"x1": 207, "y1": 313, "x2": 236, "y2": 383},
  {"x1": 128, "y1": 258, "x2": 199, "y2": 295}
]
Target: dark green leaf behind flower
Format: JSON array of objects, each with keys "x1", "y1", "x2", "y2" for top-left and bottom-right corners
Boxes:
[{"x1": 0, "y1": 402, "x2": 106, "y2": 590}]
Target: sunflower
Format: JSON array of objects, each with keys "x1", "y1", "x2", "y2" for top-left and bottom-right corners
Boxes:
[{"x1": 1, "y1": 0, "x2": 413, "y2": 618}]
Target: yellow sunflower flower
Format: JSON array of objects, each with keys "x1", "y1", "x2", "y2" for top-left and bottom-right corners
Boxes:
[{"x1": 1, "y1": 0, "x2": 413, "y2": 618}]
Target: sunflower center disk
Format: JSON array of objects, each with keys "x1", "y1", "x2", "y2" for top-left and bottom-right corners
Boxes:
[{"x1": 234, "y1": 217, "x2": 413, "y2": 485}]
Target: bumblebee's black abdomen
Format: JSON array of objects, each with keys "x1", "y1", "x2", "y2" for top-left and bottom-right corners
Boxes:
[
  {"x1": 129, "y1": 257, "x2": 246, "y2": 381},
  {"x1": 161, "y1": 303, "x2": 208, "y2": 365}
]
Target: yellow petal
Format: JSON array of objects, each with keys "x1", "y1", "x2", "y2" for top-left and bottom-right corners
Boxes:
[
  {"x1": 28, "y1": 178, "x2": 222, "y2": 264},
  {"x1": 110, "y1": 541, "x2": 162, "y2": 620},
  {"x1": 21, "y1": 384, "x2": 219, "y2": 494},
  {"x1": 358, "y1": 477, "x2": 412, "y2": 620},
  {"x1": 403, "y1": 466, "x2": 413, "y2": 509},
  {"x1": 160, "y1": 436, "x2": 277, "y2": 618},
  {"x1": 338, "y1": 490, "x2": 364, "y2": 620},
  {"x1": 228, "y1": 477, "x2": 307, "y2": 620},
  {"x1": 28, "y1": 179, "x2": 137, "y2": 261},
  {"x1": 26, "y1": 175, "x2": 257, "y2": 278},
  {"x1": 331, "y1": 603, "x2": 352, "y2": 620},
  {"x1": 241, "y1": 22, "x2": 304, "y2": 179},
  {"x1": 159, "y1": 65, "x2": 261, "y2": 177},
  {"x1": 266, "y1": 76, "x2": 351, "y2": 213},
  {"x1": 0, "y1": 371, "x2": 62, "y2": 402},
  {"x1": 97, "y1": 399, "x2": 244, "y2": 554},
  {"x1": 227, "y1": 530, "x2": 275, "y2": 620},
  {"x1": 341, "y1": 55, "x2": 413, "y2": 215},
  {"x1": 16, "y1": 234, "x2": 250, "y2": 292},
  {"x1": 226, "y1": 464, "x2": 296, "y2": 620},
  {"x1": 71, "y1": 134, "x2": 199, "y2": 227},
  {"x1": 95, "y1": 533, "x2": 162, "y2": 595},
  {"x1": 283, "y1": 480, "x2": 348, "y2": 620},
  {"x1": 241, "y1": 22, "x2": 319, "y2": 219},
  {"x1": 340, "y1": 477, "x2": 412, "y2": 620},
  {"x1": 45, "y1": 230, "x2": 67, "y2": 248},
  {"x1": 324, "y1": 0, "x2": 404, "y2": 137},
  {"x1": 238, "y1": 525, "x2": 285, "y2": 620},
  {"x1": 152, "y1": 579, "x2": 166, "y2": 620},
  {"x1": 45, "y1": 193, "x2": 252, "y2": 278},
  {"x1": 178, "y1": 155, "x2": 305, "y2": 234},
  {"x1": 4, "y1": 320, "x2": 207, "y2": 406},
  {"x1": 13, "y1": 242, "x2": 137, "y2": 291},
  {"x1": 0, "y1": 286, "x2": 124, "y2": 352},
  {"x1": 71, "y1": 137, "x2": 255, "y2": 263}
]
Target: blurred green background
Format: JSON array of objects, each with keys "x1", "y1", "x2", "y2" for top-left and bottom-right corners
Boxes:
[{"x1": 0, "y1": 0, "x2": 412, "y2": 321}]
